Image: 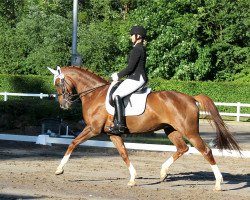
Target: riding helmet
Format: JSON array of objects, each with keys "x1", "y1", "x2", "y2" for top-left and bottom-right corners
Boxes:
[{"x1": 130, "y1": 26, "x2": 147, "y2": 39}]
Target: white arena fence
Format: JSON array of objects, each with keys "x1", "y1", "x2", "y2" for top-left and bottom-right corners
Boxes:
[{"x1": 1, "y1": 92, "x2": 250, "y2": 122}]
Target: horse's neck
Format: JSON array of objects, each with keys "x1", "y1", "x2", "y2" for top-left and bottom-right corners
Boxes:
[
  {"x1": 78, "y1": 74, "x2": 103, "y2": 90},
  {"x1": 66, "y1": 68, "x2": 108, "y2": 93}
]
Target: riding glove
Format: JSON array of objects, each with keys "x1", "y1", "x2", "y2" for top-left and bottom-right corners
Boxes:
[{"x1": 111, "y1": 73, "x2": 119, "y2": 81}]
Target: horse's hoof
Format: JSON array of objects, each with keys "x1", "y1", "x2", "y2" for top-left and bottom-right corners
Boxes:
[
  {"x1": 213, "y1": 177, "x2": 223, "y2": 191},
  {"x1": 213, "y1": 184, "x2": 222, "y2": 191},
  {"x1": 55, "y1": 168, "x2": 64, "y2": 175},
  {"x1": 160, "y1": 176, "x2": 167, "y2": 182},
  {"x1": 127, "y1": 181, "x2": 136, "y2": 187},
  {"x1": 160, "y1": 169, "x2": 168, "y2": 182},
  {"x1": 160, "y1": 174, "x2": 168, "y2": 182},
  {"x1": 213, "y1": 186, "x2": 222, "y2": 191}
]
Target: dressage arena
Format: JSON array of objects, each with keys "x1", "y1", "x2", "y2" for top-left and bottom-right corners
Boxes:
[{"x1": 0, "y1": 123, "x2": 249, "y2": 200}]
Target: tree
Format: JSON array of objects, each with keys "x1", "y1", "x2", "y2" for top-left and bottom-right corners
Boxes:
[
  {"x1": 0, "y1": 0, "x2": 249, "y2": 82},
  {"x1": 0, "y1": 4, "x2": 71, "y2": 75}
]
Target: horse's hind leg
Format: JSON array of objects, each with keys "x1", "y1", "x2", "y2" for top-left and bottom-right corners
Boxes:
[
  {"x1": 160, "y1": 130, "x2": 189, "y2": 181},
  {"x1": 110, "y1": 135, "x2": 136, "y2": 186},
  {"x1": 187, "y1": 134, "x2": 223, "y2": 191}
]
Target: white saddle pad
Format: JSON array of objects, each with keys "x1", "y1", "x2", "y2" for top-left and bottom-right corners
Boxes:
[{"x1": 105, "y1": 81, "x2": 151, "y2": 116}]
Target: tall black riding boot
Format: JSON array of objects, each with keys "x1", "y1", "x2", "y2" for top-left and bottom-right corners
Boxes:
[{"x1": 109, "y1": 95, "x2": 127, "y2": 135}]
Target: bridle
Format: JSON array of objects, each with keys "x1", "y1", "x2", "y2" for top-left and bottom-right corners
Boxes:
[{"x1": 55, "y1": 77, "x2": 109, "y2": 104}]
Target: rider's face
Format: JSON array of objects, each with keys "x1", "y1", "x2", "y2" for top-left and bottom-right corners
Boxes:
[
  {"x1": 131, "y1": 34, "x2": 142, "y2": 44},
  {"x1": 131, "y1": 34, "x2": 136, "y2": 44}
]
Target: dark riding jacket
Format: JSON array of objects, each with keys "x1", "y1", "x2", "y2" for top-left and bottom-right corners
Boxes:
[{"x1": 117, "y1": 42, "x2": 148, "y2": 82}]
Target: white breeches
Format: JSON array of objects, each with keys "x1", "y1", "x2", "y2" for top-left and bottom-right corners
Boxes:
[{"x1": 112, "y1": 75, "x2": 146, "y2": 99}]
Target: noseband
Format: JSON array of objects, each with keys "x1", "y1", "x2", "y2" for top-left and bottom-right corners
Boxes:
[{"x1": 55, "y1": 78, "x2": 73, "y2": 104}]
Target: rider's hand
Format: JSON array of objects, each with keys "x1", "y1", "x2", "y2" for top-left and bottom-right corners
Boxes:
[{"x1": 111, "y1": 73, "x2": 119, "y2": 81}]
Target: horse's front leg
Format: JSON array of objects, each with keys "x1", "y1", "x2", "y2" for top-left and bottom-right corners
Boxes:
[
  {"x1": 55, "y1": 126, "x2": 95, "y2": 175},
  {"x1": 110, "y1": 135, "x2": 137, "y2": 186}
]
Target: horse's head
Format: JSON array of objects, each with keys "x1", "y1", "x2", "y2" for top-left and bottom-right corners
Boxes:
[{"x1": 48, "y1": 66, "x2": 74, "y2": 110}]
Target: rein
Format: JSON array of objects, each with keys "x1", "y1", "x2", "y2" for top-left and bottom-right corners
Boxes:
[
  {"x1": 71, "y1": 83, "x2": 109, "y2": 102},
  {"x1": 56, "y1": 78, "x2": 109, "y2": 104}
]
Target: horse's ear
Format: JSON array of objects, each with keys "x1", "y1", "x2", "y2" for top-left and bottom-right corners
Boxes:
[
  {"x1": 48, "y1": 66, "x2": 64, "y2": 85},
  {"x1": 56, "y1": 66, "x2": 62, "y2": 75},
  {"x1": 47, "y1": 67, "x2": 59, "y2": 76},
  {"x1": 56, "y1": 66, "x2": 64, "y2": 79}
]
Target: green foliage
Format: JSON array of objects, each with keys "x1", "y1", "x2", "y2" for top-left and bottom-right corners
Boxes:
[
  {"x1": 78, "y1": 21, "x2": 121, "y2": 76},
  {"x1": 0, "y1": 2, "x2": 72, "y2": 75},
  {"x1": 0, "y1": 74, "x2": 54, "y2": 93},
  {"x1": 0, "y1": 0, "x2": 249, "y2": 82},
  {"x1": 0, "y1": 0, "x2": 25, "y2": 26},
  {"x1": 127, "y1": 0, "x2": 250, "y2": 81},
  {"x1": 148, "y1": 78, "x2": 250, "y2": 114},
  {"x1": 148, "y1": 78, "x2": 250, "y2": 103}
]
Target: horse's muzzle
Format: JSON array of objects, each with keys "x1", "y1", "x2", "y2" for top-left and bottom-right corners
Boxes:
[{"x1": 60, "y1": 100, "x2": 72, "y2": 110}]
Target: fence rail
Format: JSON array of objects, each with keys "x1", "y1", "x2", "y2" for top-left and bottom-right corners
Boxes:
[
  {"x1": 0, "y1": 92, "x2": 56, "y2": 101},
  {"x1": 0, "y1": 92, "x2": 250, "y2": 122}
]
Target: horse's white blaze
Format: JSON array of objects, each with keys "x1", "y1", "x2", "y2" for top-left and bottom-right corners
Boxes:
[
  {"x1": 211, "y1": 164, "x2": 223, "y2": 190},
  {"x1": 128, "y1": 163, "x2": 137, "y2": 184}
]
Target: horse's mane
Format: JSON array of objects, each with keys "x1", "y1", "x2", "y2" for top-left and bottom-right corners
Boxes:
[{"x1": 63, "y1": 66, "x2": 109, "y2": 84}]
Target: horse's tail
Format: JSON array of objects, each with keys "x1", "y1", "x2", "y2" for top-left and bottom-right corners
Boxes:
[{"x1": 193, "y1": 95, "x2": 241, "y2": 153}]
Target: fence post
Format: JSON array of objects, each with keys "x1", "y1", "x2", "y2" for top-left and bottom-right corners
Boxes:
[
  {"x1": 4, "y1": 92, "x2": 7, "y2": 101},
  {"x1": 40, "y1": 93, "x2": 43, "y2": 99},
  {"x1": 236, "y1": 102, "x2": 241, "y2": 122}
]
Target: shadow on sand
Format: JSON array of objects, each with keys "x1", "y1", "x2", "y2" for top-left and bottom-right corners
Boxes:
[{"x1": 136, "y1": 171, "x2": 250, "y2": 191}]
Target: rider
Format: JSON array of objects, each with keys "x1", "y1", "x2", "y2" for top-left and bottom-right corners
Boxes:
[{"x1": 108, "y1": 25, "x2": 148, "y2": 135}]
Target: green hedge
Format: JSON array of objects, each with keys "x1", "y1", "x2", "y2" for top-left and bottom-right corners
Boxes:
[
  {"x1": 148, "y1": 78, "x2": 250, "y2": 115},
  {"x1": 148, "y1": 78, "x2": 250, "y2": 103},
  {"x1": 0, "y1": 74, "x2": 54, "y2": 93}
]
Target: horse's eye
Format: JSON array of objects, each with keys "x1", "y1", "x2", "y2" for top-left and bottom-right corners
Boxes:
[{"x1": 55, "y1": 83, "x2": 63, "y2": 88}]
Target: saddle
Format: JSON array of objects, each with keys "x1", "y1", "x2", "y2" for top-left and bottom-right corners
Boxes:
[
  {"x1": 109, "y1": 81, "x2": 148, "y2": 107},
  {"x1": 105, "y1": 81, "x2": 151, "y2": 116}
]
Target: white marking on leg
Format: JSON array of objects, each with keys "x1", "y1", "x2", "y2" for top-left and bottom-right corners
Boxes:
[
  {"x1": 127, "y1": 163, "x2": 137, "y2": 186},
  {"x1": 211, "y1": 164, "x2": 223, "y2": 191},
  {"x1": 162, "y1": 156, "x2": 174, "y2": 169},
  {"x1": 160, "y1": 156, "x2": 174, "y2": 181},
  {"x1": 59, "y1": 155, "x2": 70, "y2": 168},
  {"x1": 55, "y1": 154, "x2": 70, "y2": 175}
]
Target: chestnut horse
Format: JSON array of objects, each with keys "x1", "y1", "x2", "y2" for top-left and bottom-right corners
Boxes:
[{"x1": 48, "y1": 66, "x2": 241, "y2": 191}]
